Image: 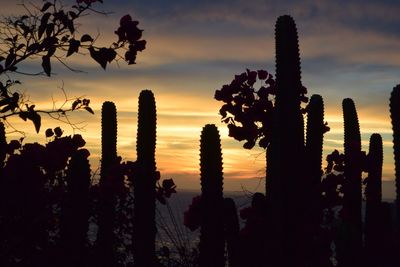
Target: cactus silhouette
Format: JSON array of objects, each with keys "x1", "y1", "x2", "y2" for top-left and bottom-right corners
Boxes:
[
  {"x1": 100, "y1": 101, "x2": 118, "y2": 181},
  {"x1": 0, "y1": 122, "x2": 6, "y2": 170},
  {"x1": 223, "y1": 197, "x2": 240, "y2": 267},
  {"x1": 341, "y1": 98, "x2": 362, "y2": 266},
  {"x1": 390, "y1": 85, "x2": 400, "y2": 217},
  {"x1": 132, "y1": 90, "x2": 157, "y2": 267},
  {"x1": 60, "y1": 149, "x2": 91, "y2": 266},
  {"x1": 199, "y1": 124, "x2": 225, "y2": 267},
  {"x1": 266, "y1": 15, "x2": 307, "y2": 267},
  {"x1": 364, "y1": 133, "x2": 383, "y2": 266},
  {"x1": 96, "y1": 101, "x2": 119, "y2": 266},
  {"x1": 305, "y1": 94, "x2": 326, "y2": 266}
]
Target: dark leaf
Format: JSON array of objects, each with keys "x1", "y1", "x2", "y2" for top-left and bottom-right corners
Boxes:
[
  {"x1": 30, "y1": 112, "x2": 41, "y2": 133},
  {"x1": 89, "y1": 47, "x2": 107, "y2": 69},
  {"x1": 27, "y1": 43, "x2": 40, "y2": 52},
  {"x1": 5, "y1": 53, "x2": 15, "y2": 68},
  {"x1": 54, "y1": 126, "x2": 63, "y2": 137},
  {"x1": 72, "y1": 99, "x2": 81, "y2": 110},
  {"x1": 84, "y1": 106, "x2": 94, "y2": 114},
  {"x1": 67, "y1": 39, "x2": 80, "y2": 57},
  {"x1": 69, "y1": 11, "x2": 77, "y2": 19},
  {"x1": 39, "y1": 13, "x2": 51, "y2": 39},
  {"x1": 41, "y1": 2, "x2": 53, "y2": 12},
  {"x1": 19, "y1": 112, "x2": 28, "y2": 121},
  {"x1": 42, "y1": 56, "x2": 51, "y2": 76},
  {"x1": 80, "y1": 34, "x2": 93, "y2": 42},
  {"x1": 46, "y1": 23, "x2": 54, "y2": 37},
  {"x1": 45, "y1": 128, "x2": 54, "y2": 137}
]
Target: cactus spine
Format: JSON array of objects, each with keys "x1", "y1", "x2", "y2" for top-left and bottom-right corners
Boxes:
[
  {"x1": 199, "y1": 124, "x2": 225, "y2": 267},
  {"x1": 390, "y1": 85, "x2": 400, "y2": 217},
  {"x1": 60, "y1": 149, "x2": 91, "y2": 266},
  {"x1": 365, "y1": 133, "x2": 383, "y2": 265},
  {"x1": 341, "y1": 98, "x2": 362, "y2": 266},
  {"x1": 267, "y1": 15, "x2": 306, "y2": 267},
  {"x1": 133, "y1": 90, "x2": 157, "y2": 267}
]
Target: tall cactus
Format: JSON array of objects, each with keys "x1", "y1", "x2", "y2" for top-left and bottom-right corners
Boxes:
[
  {"x1": 199, "y1": 124, "x2": 225, "y2": 267},
  {"x1": 133, "y1": 90, "x2": 157, "y2": 267},
  {"x1": 60, "y1": 149, "x2": 91, "y2": 266},
  {"x1": 305, "y1": 94, "x2": 325, "y2": 267},
  {"x1": 390, "y1": 85, "x2": 400, "y2": 217},
  {"x1": 341, "y1": 98, "x2": 362, "y2": 266},
  {"x1": 0, "y1": 122, "x2": 6, "y2": 169},
  {"x1": 266, "y1": 15, "x2": 306, "y2": 267},
  {"x1": 96, "y1": 101, "x2": 119, "y2": 266},
  {"x1": 364, "y1": 133, "x2": 383, "y2": 266},
  {"x1": 100, "y1": 101, "x2": 117, "y2": 182}
]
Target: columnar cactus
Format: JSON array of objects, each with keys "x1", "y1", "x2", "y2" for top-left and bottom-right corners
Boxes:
[
  {"x1": 223, "y1": 197, "x2": 240, "y2": 267},
  {"x1": 133, "y1": 89, "x2": 157, "y2": 267},
  {"x1": 390, "y1": 85, "x2": 400, "y2": 216},
  {"x1": 199, "y1": 124, "x2": 225, "y2": 267},
  {"x1": 341, "y1": 98, "x2": 362, "y2": 266},
  {"x1": 60, "y1": 149, "x2": 91, "y2": 266},
  {"x1": 96, "y1": 101, "x2": 119, "y2": 266},
  {"x1": 100, "y1": 101, "x2": 117, "y2": 182},
  {"x1": 267, "y1": 15, "x2": 306, "y2": 267},
  {"x1": 364, "y1": 133, "x2": 383, "y2": 265},
  {"x1": 0, "y1": 122, "x2": 6, "y2": 169}
]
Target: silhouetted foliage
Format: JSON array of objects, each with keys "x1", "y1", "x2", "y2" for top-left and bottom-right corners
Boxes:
[{"x1": 0, "y1": 0, "x2": 146, "y2": 132}]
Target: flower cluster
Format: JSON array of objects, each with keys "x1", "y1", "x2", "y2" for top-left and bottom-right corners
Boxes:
[
  {"x1": 115, "y1": 15, "x2": 147, "y2": 64},
  {"x1": 215, "y1": 69, "x2": 277, "y2": 149}
]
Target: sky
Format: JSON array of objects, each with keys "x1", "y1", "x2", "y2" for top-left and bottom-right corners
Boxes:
[{"x1": 1, "y1": 0, "x2": 399, "y2": 198}]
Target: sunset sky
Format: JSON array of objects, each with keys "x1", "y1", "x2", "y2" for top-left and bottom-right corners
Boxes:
[{"x1": 1, "y1": 0, "x2": 399, "y2": 198}]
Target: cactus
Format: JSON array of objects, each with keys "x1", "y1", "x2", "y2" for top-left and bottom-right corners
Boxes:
[
  {"x1": 0, "y1": 122, "x2": 6, "y2": 169},
  {"x1": 341, "y1": 98, "x2": 362, "y2": 266},
  {"x1": 390, "y1": 85, "x2": 400, "y2": 217},
  {"x1": 100, "y1": 101, "x2": 118, "y2": 183},
  {"x1": 60, "y1": 149, "x2": 91, "y2": 266},
  {"x1": 364, "y1": 133, "x2": 383, "y2": 265},
  {"x1": 306, "y1": 94, "x2": 325, "y2": 194},
  {"x1": 96, "y1": 101, "x2": 119, "y2": 266},
  {"x1": 199, "y1": 124, "x2": 225, "y2": 267},
  {"x1": 266, "y1": 15, "x2": 306, "y2": 267},
  {"x1": 223, "y1": 198, "x2": 240, "y2": 267},
  {"x1": 133, "y1": 89, "x2": 157, "y2": 267}
]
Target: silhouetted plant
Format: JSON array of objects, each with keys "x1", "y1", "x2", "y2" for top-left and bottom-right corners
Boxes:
[
  {"x1": 133, "y1": 89, "x2": 157, "y2": 267},
  {"x1": 223, "y1": 197, "x2": 240, "y2": 267},
  {"x1": 0, "y1": 122, "x2": 5, "y2": 169},
  {"x1": 0, "y1": 130, "x2": 86, "y2": 265},
  {"x1": 95, "y1": 101, "x2": 122, "y2": 266},
  {"x1": 340, "y1": 98, "x2": 363, "y2": 267},
  {"x1": 0, "y1": 0, "x2": 146, "y2": 132},
  {"x1": 215, "y1": 68, "x2": 277, "y2": 149},
  {"x1": 390, "y1": 85, "x2": 400, "y2": 220},
  {"x1": 364, "y1": 133, "x2": 383, "y2": 266},
  {"x1": 239, "y1": 192, "x2": 267, "y2": 267},
  {"x1": 266, "y1": 15, "x2": 308, "y2": 267},
  {"x1": 199, "y1": 124, "x2": 225, "y2": 267},
  {"x1": 60, "y1": 148, "x2": 91, "y2": 266}
]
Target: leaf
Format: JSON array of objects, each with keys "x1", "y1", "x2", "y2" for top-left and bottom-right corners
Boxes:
[
  {"x1": 46, "y1": 23, "x2": 54, "y2": 37},
  {"x1": 84, "y1": 106, "x2": 94, "y2": 114},
  {"x1": 54, "y1": 126, "x2": 63, "y2": 137},
  {"x1": 39, "y1": 13, "x2": 51, "y2": 39},
  {"x1": 5, "y1": 53, "x2": 15, "y2": 68},
  {"x1": 19, "y1": 112, "x2": 28, "y2": 121},
  {"x1": 42, "y1": 56, "x2": 51, "y2": 76},
  {"x1": 72, "y1": 99, "x2": 81, "y2": 110},
  {"x1": 89, "y1": 47, "x2": 107, "y2": 70},
  {"x1": 0, "y1": 56, "x2": 4, "y2": 62},
  {"x1": 80, "y1": 34, "x2": 93, "y2": 42},
  {"x1": 41, "y1": 2, "x2": 53, "y2": 12},
  {"x1": 30, "y1": 112, "x2": 41, "y2": 133},
  {"x1": 45, "y1": 128, "x2": 54, "y2": 137},
  {"x1": 67, "y1": 39, "x2": 80, "y2": 57}
]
